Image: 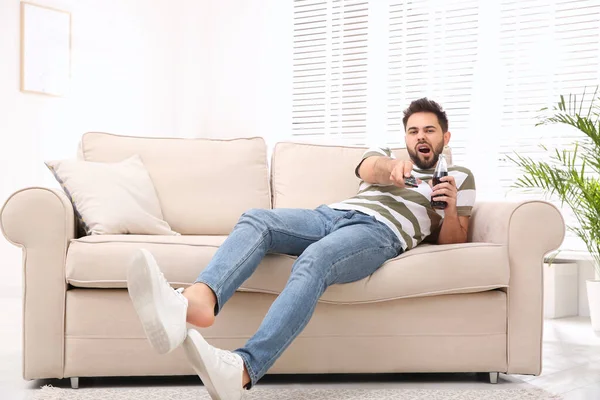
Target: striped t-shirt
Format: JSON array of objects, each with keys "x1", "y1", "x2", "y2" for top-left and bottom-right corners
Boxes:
[{"x1": 328, "y1": 146, "x2": 476, "y2": 251}]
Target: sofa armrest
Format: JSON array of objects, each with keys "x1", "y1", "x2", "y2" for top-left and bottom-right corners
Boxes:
[
  {"x1": 1, "y1": 187, "x2": 76, "y2": 379},
  {"x1": 469, "y1": 201, "x2": 565, "y2": 375}
]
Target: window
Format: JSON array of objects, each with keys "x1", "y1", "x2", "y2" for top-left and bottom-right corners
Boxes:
[
  {"x1": 291, "y1": 0, "x2": 600, "y2": 252},
  {"x1": 386, "y1": 0, "x2": 479, "y2": 167},
  {"x1": 497, "y1": 0, "x2": 600, "y2": 251},
  {"x1": 292, "y1": 0, "x2": 369, "y2": 144}
]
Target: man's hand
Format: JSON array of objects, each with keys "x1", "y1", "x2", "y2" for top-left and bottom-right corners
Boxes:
[
  {"x1": 390, "y1": 160, "x2": 416, "y2": 188},
  {"x1": 430, "y1": 175, "x2": 458, "y2": 214},
  {"x1": 367, "y1": 157, "x2": 422, "y2": 187}
]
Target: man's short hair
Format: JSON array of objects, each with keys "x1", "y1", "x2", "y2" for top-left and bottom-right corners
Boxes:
[{"x1": 402, "y1": 98, "x2": 449, "y2": 133}]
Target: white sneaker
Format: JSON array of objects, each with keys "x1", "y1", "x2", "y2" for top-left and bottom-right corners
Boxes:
[
  {"x1": 183, "y1": 328, "x2": 248, "y2": 400},
  {"x1": 127, "y1": 248, "x2": 188, "y2": 354}
]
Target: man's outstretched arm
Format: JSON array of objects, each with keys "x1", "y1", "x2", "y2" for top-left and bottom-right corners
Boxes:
[{"x1": 358, "y1": 156, "x2": 418, "y2": 188}]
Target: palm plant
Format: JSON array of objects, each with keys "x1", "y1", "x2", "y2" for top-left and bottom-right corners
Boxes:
[{"x1": 508, "y1": 87, "x2": 600, "y2": 276}]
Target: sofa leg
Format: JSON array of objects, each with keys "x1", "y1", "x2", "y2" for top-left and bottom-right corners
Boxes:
[
  {"x1": 489, "y1": 372, "x2": 499, "y2": 384},
  {"x1": 71, "y1": 377, "x2": 79, "y2": 389}
]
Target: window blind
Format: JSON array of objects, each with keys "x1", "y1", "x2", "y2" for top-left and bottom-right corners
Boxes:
[
  {"x1": 292, "y1": 0, "x2": 369, "y2": 144},
  {"x1": 497, "y1": 0, "x2": 600, "y2": 251},
  {"x1": 386, "y1": 0, "x2": 479, "y2": 166},
  {"x1": 290, "y1": 0, "x2": 599, "y2": 252}
]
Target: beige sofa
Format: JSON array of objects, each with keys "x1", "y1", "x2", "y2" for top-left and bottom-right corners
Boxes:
[{"x1": 0, "y1": 132, "x2": 565, "y2": 388}]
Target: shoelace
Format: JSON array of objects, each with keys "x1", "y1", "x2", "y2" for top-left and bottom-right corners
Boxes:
[
  {"x1": 213, "y1": 349, "x2": 249, "y2": 396},
  {"x1": 156, "y1": 268, "x2": 177, "y2": 295},
  {"x1": 213, "y1": 347, "x2": 241, "y2": 368},
  {"x1": 157, "y1": 269, "x2": 168, "y2": 285}
]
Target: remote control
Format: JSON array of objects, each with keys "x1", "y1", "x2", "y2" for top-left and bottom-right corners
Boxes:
[{"x1": 404, "y1": 175, "x2": 418, "y2": 188}]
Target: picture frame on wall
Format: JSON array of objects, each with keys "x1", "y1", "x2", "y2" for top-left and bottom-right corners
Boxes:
[{"x1": 20, "y1": 2, "x2": 71, "y2": 97}]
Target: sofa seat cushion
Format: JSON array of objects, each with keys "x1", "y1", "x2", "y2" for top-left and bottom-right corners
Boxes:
[{"x1": 66, "y1": 235, "x2": 509, "y2": 304}]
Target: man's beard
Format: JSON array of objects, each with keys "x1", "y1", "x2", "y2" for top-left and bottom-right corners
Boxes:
[{"x1": 407, "y1": 140, "x2": 445, "y2": 170}]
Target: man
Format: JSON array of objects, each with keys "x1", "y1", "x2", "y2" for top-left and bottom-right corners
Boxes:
[{"x1": 127, "y1": 98, "x2": 475, "y2": 400}]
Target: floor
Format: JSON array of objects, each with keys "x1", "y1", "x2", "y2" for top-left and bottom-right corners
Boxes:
[{"x1": 1, "y1": 294, "x2": 599, "y2": 400}]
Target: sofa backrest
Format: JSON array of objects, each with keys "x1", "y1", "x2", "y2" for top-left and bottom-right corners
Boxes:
[
  {"x1": 80, "y1": 132, "x2": 271, "y2": 235},
  {"x1": 271, "y1": 141, "x2": 453, "y2": 209}
]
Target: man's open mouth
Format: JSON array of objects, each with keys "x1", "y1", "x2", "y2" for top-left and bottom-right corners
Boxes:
[{"x1": 417, "y1": 144, "x2": 431, "y2": 155}]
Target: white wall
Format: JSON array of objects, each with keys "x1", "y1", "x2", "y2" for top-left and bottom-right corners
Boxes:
[
  {"x1": 0, "y1": 0, "x2": 293, "y2": 292},
  {"x1": 0, "y1": 0, "x2": 184, "y2": 292},
  {"x1": 178, "y1": 0, "x2": 293, "y2": 163}
]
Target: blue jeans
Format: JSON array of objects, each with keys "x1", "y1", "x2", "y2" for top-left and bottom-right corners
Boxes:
[{"x1": 194, "y1": 204, "x2": 403, "y2": 387}]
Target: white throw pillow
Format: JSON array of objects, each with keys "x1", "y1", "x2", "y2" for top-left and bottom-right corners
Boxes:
[{"x1": 45, "y1": 155, "x2": 179, "y2": 236}]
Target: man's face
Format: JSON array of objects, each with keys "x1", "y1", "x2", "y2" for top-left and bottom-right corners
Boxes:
[{"x1": 405, "y1": 112, "x2": 450, "y2": 170}]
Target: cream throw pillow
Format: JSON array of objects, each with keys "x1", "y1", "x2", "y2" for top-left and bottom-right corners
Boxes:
[{"x1": 45, "y1": 155, "x2": 178, "y2": 235}]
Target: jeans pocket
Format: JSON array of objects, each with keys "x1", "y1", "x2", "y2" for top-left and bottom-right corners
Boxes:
[
  {"x1": 391, "y1": 238, "x2": 404, "y2": 256},
  {"x1": 378, "y1": 225, "x2": 403, "y2": 255}
]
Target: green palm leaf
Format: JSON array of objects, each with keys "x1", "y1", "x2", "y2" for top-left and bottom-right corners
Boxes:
[{"x1": 510, "y1": 86, "x2": 600, "y2": 275}]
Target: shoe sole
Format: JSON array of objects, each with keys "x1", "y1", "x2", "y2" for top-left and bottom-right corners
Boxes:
[
  {"x1": 127, "y1": 249, "x2": 173, "y2": 354},
  {"x1": 183, "y1": 329, "x2": 220, "y2": 400}
]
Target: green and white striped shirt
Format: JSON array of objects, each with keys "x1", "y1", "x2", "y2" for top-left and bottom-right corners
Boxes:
[{"x1": 328, "y1": 146, "x2": 476, "y2": 251}]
